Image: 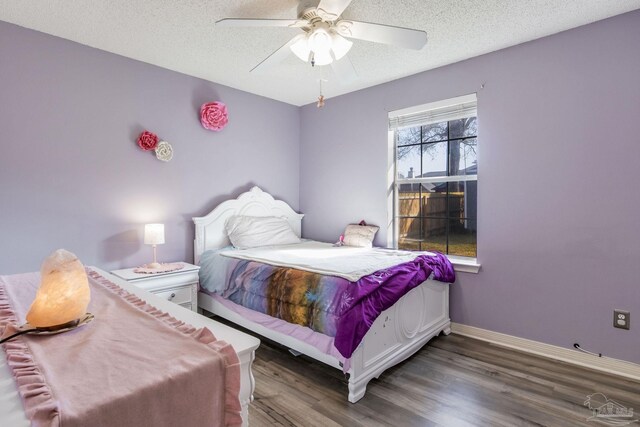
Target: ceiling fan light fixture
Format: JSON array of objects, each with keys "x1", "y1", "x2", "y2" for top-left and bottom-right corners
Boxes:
[
  {"x1": 290, "y1": 34, "x2": 311, "y2": 62},
  {"x1": 330, "y1": 32, "x2": 353, "y2": 60}
]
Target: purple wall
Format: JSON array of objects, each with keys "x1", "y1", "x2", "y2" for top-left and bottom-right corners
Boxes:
[
  {"x1": 300, "y1": 11, "x2": 640, "y2": 363},
  {"x1": 0, "y1": 21, "x2": 300, "y2": 274}
]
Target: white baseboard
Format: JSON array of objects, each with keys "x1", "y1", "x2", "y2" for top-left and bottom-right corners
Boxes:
[{"x1": 451, "y1": 323, "x2": 640, "y2": 382}]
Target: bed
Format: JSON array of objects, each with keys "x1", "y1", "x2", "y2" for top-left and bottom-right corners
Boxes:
[
  {"x1": 194, "y1": 186, "x2": 453, "y2": 403},
  {"x1": 0, "y1": 268, "x2": 260, "y2": 427}
]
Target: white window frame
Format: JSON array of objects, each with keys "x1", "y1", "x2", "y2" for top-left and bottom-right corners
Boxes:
[{"x1": 387, "y1": 94, "x2": 481, "y2": 273}]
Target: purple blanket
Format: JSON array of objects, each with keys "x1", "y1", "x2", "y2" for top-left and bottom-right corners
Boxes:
[
  {"x1": 223, "y1": 253, "x2": 454, "y2": 358},
  {"x1": 334, "y1": 253, "x2": 455, "y2": 357}
]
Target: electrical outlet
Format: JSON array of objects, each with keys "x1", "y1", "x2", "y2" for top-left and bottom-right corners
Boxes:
[{"x1": 613, "y1": 310, "x2": 630, "y2": 330}]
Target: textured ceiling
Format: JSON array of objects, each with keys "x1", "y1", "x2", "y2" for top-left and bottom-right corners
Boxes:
[{"x1": 1, "y1": 1, "x2": 639, "y2": 106}]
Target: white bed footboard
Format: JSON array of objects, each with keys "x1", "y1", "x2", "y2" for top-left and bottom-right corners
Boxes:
[
  {"x1": 347, "y1": 280, "x2": 449, "y2": 402},
  {"x1": 198, "y1": 278, "x2": 449, "y2": 403}
]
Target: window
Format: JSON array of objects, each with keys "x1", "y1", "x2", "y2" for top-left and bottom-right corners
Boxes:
[{"x1": 389, "y1": 94, "x2": 477, "y2": 259}]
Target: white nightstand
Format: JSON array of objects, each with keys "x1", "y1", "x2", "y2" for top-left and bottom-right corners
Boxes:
[{"x1": 110, "y1": 263, "x2": 200, "y2": 312}]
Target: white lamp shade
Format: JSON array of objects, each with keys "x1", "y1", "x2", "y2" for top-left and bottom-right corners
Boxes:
[
  {"x1": 291, "y1": 27, "x2": 353, "y2": 66},
  {"x1": 308, "y1": 28, "x2": 332, "y2": 54},
  {"x1": 313, "y1": 49, "x2": 333, "y2": 66},
  {"x1": 330, "y1": 33, "x2": 353, "y2": 60},
  {"x1": 144, "y1": 224, "x2": 165, "y2": 245},
  {"x1": 290, "y1": 34, "x2": 311, "y2": 62}
]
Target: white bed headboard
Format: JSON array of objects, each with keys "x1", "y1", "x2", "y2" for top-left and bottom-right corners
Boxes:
[{"x1": 193, "y1": 186, "x2": 304, "y2": 264}]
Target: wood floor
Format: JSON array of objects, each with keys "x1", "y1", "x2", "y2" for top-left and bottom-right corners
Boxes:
[{"x1": 242, "y1": 331, "x2": 639, "y2": 427}]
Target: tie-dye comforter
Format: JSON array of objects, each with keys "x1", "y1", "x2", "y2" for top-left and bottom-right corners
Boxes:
[{"x1": 222, "y1": 253, "x2": 455, "y2": 358}]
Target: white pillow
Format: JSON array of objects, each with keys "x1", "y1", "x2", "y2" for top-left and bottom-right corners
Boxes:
[
  {"x1": 225, "y1": 215, "x2": 301, "y2": 249},
  {"x1": 343, "y1": 224, "x2": 379, "y2": 248}
]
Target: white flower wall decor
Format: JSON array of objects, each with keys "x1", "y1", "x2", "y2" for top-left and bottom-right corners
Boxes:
[{"x1": 155, "y1": 141, "x2": 173, "y2": 162}]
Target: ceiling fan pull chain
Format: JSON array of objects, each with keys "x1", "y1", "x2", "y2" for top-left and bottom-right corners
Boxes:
[
  {"x1": 317, "y1": 79, "x2": 326, "y2": 108},
  {"x1": 310, "y1": 52, "x2": 316, "y2": 67}
]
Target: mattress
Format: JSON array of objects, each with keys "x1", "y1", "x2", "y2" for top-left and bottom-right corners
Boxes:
[
  {"x1": 219, "y1": 240, "x2": 430, "y2": 282},
  {"x1": 199, "y1": 242, "x2": 455, "y2": 358}
]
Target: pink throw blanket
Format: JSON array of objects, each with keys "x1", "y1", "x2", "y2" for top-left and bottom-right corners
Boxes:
[{"x1": 0, "y1": 270, "x2": 242, "y2": 427}]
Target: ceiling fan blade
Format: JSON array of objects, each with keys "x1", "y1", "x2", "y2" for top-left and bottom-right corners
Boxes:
[
  {"x1": 338, "y1": 20, "x2": 427, "y2": 50},
  {"x1": 317, "y1": 0, "x2": 353, "y2": 18},
  {"x1": 330, "y1": 56, "x2": 358, "y2": 84},
  {"x1": 251, "y1": 36, "x2": 301, "y2": 74},
  {"x1": 216, "y1": 18, "x2": 306, "y2": 28}
]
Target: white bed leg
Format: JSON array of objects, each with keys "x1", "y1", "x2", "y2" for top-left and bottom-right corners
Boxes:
[
  {"x1": 442, "y1": 325, "x2": 452, "y2": 335},
  {"x1": 348, "y1": 377, "x2": 368, "y2": 403}
]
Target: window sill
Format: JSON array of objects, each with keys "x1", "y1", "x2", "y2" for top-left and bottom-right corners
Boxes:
[{"x1": 447, "y1": 255, "x2": 481, "y2": 274}]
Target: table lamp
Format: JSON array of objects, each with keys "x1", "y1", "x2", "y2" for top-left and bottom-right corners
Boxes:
[{"x1": 144, "y1": 223, "x2": 165, "y2": 269}]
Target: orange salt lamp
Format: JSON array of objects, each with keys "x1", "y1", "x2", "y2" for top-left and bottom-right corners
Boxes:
[{"x1": 26, "y1": 249, "x2": 91, "y2": 328}]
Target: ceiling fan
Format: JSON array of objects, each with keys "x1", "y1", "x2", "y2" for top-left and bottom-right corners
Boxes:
[{"x1": 216, "y1": 0, "x2": 428, "y2": 83}]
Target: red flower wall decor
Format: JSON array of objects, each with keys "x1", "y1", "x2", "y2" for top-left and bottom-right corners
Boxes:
[
  {"x1": 137, "y1": 131, "x2": 159, "y2": 151},
  {"x1": 200, "y1": 102, "x2": 228, "y2": 131}
]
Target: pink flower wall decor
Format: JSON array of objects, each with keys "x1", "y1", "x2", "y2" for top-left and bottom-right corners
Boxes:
[
  {"x1": 200, "y1": 102, "x2": 228, "y2": 131},
  {"x1": 137, "y1": 131, "x2": 159, "y2": 151}
]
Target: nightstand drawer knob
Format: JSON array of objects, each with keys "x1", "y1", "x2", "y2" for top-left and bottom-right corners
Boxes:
[{"x1": 154, "y1": 287, "x2": 192, "y2": 304}]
